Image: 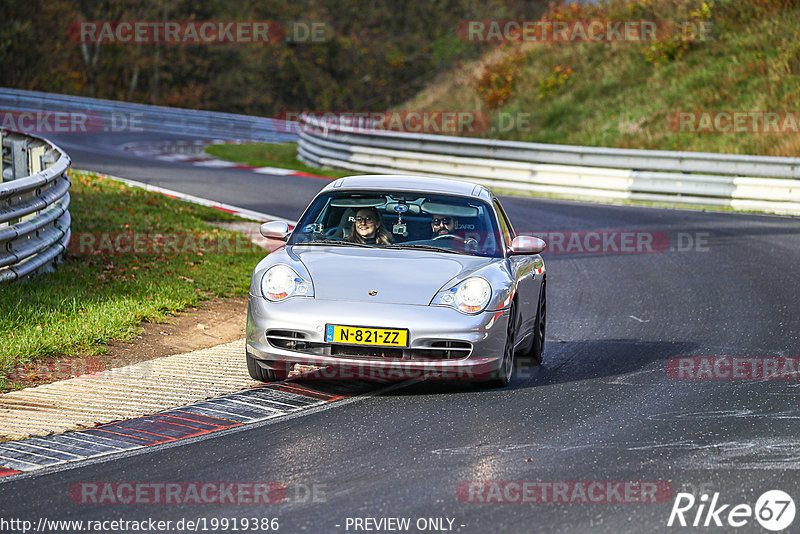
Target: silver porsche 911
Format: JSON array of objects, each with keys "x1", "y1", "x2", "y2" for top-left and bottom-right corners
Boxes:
[{"x1": 246, "y1": 175, "x2": 546, "y2": 387}]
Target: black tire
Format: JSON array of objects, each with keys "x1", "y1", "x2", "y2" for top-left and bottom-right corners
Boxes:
[
  {"x1": 519, "y1": 281, "x2": 546, "y2": 365},
  {"x1": 246, "y1": 352, "x2": 283, "y2": 382},
  {"x1": 485, "y1": 301, "x2": 517, "y2": 388}
]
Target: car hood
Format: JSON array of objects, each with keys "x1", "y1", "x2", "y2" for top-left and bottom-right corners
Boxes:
[{"x1": 291, "y1": 246, "x2": 493, "y2": 305}]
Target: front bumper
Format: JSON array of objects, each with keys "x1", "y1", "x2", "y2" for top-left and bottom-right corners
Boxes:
[{"x1": 246, "y1": 295, "x2": 510, "y2": 380}]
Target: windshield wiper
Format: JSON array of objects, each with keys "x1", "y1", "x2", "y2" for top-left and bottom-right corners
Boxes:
[
  {"x1": 291, "y1": 239, "x2": 374, "y2": 248},
  {"x1": 383, "y1": 244, "x2": 469, "y2": 255}
]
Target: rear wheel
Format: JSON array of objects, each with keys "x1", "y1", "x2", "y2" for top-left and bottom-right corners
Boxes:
[
  {"x1": 485, "y1": 301, "x2": 517, "y2": 388},
  {"x1": 519, "y1": 281, "x2": 546, "y2": 365},
  {"x1": 246, "y1": 352, "x2": 286, "y2": 382}
]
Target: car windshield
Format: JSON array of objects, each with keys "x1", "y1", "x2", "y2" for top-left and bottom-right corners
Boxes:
[{"x1": 288, "y1": 190, "x2": 503, "y2": 258}]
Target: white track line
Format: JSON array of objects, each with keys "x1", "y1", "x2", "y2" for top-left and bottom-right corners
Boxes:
[{"x1": 79, "y1": 170, "x2": 297, "y2": 225}]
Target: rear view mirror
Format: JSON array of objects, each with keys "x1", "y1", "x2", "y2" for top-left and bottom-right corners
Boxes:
[
  {"x1": 260, "y1": 221, "x2": 291, "y2": 240},
  {"x1": 509, "y1": 235, "x2": 546, "y2": 255}
]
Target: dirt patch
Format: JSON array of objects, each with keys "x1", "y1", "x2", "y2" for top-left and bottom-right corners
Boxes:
[
  {"x1": 3, "y1": 298, "x2": 248, "y2": 392},
  {"x1": 103, "y1": 297, "x2": 247, "y2": 365},
  {"x1": 2, "y1": 220, "x2": 275, "y2": 394}
]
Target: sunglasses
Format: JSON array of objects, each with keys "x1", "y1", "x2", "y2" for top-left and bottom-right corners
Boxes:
[
  {"x1": 431, "y1": 217, "x2": 453, "y2": 226},
  {"x1": 355, "y1": 216, "x2": 376, "y2": 223}
]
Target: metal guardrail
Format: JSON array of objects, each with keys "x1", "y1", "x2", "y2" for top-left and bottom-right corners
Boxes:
[
  {"x1": 0, "y1": 88, "x2": 305, "y2": 281},
  {"x1": 0, "y1": 130, "x2": 71, "y2": 282},
  {"x1": 297, "y1": 113, "x2": 800, "y2": 215},
  {"x1": 0, "y1": 88, "x2": 299, "y2": 142}
]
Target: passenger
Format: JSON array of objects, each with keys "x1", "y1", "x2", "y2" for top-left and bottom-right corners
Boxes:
[
  {"x1": 347, "y1": 207, "x2": 393, "y2": 245},
  {"x1": 430, "y1": 214, "x2": 459, "y2": 238}
]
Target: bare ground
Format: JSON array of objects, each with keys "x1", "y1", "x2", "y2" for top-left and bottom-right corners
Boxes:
[
  {"x1": 2, "y1": 221, "x2": 277, "y2": 393},
  {"x1": 2, "y1": 298, "x2": 249, "y2": 393}
]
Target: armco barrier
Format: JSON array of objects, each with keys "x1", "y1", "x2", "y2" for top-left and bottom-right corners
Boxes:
[
  {"x1": 0, "y1": 88, "x2": 299, "y2": 142},
  {"x1": 297, "y1": 113, "x2": 800, "y2": 215},
  {"x1": 0, "y1": 130, "x2": 71, "y2": 282}
]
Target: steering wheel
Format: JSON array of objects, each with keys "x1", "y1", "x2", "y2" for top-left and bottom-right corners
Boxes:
[{"x1": 432, "y1": 234, "x2": 465, "y2": 242}]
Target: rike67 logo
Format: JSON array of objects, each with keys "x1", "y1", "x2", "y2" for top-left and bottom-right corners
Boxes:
[{"x1": 668, "y1": 490, "x2": 795, "y2": 531}]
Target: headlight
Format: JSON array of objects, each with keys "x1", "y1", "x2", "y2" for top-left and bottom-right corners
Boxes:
[
  {"x1": 432, "y1": 276, "x2": 492, "y2": 314},
  {"x1": 261, "y1": 264, "x2": 313, "y2": 302}
]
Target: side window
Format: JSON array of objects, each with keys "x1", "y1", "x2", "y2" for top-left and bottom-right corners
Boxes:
[{"x1": 493, "y1": 198, "x2": 514, "y2": 248}]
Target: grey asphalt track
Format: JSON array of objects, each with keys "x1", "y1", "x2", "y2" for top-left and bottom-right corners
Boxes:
[
  {"x1": 49, "y1": 132, "x2": 327, "y2": 220},
  {"x1": 2, "y1": 131, "x2": 799, "y2": 534}
]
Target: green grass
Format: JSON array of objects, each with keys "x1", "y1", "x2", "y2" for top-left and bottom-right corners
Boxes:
[
  {"x1": 399, "y1": 0, "x2": 800, "y2": 157},
  {"x1": 206, "y1": 142, "x2": 351, "y2": 178},
  {"x1": 0, "y1": 171, "x2": 266, "y2": 387}
]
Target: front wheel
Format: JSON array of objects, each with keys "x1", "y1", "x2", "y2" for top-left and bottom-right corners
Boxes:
[
  {"x1": 485, "y1": 301, "x2": 516, "y2": 388},
  {"x1": 518, "y1": 281, "x2": 546, "y2": 365},
  {"x1": 246, "y1": 352, "x2": 286, "y2": 382}
]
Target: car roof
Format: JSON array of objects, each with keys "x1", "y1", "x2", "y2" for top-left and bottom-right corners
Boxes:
[{"x1": 322, "y1": 174, "x2": 492, "y2": 200}]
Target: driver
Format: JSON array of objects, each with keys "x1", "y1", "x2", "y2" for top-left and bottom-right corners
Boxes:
[
  {"x1": 429, "y1": 213, "x2": 480, "y2": 252},
  {"x1": 430, "y1": 215, "x2": 459, "y2": 238}
]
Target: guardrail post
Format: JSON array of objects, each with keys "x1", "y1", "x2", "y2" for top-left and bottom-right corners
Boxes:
[
  {"x1": 0, "y1": 134, "x2": 4, "y2": 228},
  {"x1": 11, "y1": 139, "x2": 27, "y2": 180},
  {"x1": 0, "y1": 132, "x2": 4, "y2": 230},
  {"x1": 21, "y1": 145, "x2": 46, "y2": 224},
  {"x1": 8, "y1": 141, "x2": 30, "y2": 226},
  {"x1": 28, "y1": 145, "x2": 44, "y2": 175}
]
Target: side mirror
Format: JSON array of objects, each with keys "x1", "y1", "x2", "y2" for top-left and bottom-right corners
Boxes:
[
  {"x1": 260, "y1": 221, "x2": 291, "y2": 240},
  {"x1": 509, "y1": 235, "x2": 546, "y2": 255}
]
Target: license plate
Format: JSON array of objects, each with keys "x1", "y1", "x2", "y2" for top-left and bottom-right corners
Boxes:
[{"x1": 325, "y1": 324, "x2": 408, "y2": 347}]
